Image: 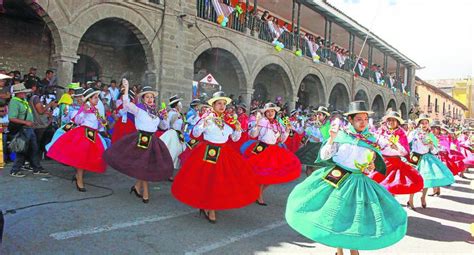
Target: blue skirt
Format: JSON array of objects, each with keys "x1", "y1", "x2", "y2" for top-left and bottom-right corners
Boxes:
[{"x1": 417, "y1": 153, "x2": 455, "y2": 188}]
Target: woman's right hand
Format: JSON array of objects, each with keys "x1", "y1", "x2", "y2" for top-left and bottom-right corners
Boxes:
[{"x1": 122, "y1": 79, "x2": 129, "y2": 90}]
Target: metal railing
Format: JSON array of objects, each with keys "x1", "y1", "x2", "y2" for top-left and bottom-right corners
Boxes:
[{"x1": 194, "y1": 0, "x2": 409, "y2": 95}]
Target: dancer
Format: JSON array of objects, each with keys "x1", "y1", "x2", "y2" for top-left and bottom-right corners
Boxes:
[
  {"x1": 171, "y1": 92, "x2": 259, "y2": 223},
  {"x1": 104, "y1": 80, "x2": 173, "y2": 203},
  {"x1": 242, "y1": 103, "x2": 301, "y2": 206},
  {"x1": 47, "y1": 88, "x2": 109, "y2": 192},
  {"x1": 286, "y1": 101, "x2": 407, "y2": 254},
  {"x1": 284, "y1": 110, "x2": 304, "y2": 153},
  {"x1": 111, "y1": 89, "x2": 136, "y2": 144},
  {"x1": 407, "y1": 114, "x2": 454, "y2": 206},
  {"x1": 295, "y1": 106, "x2": 331, "y2": 176},
  {"x1": 369, "y1": 110, "x2": 423, "y2": 210}
]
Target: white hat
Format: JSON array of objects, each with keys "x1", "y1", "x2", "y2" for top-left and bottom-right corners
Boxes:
[
  {"x1": 169, "y1": 95, "x2": 182, "y2": 106},
  {"x1": 137, "y1": 86, "x2": 159, "y2": 98},
  {"x1": 415, "y1": 114, "x2": 432, "y2": 126},
  {"x1": 381, "y1": 109, "x2": 404, "y2": 124},
  {"x1": 207, "y1": 91, "x2": 231, "y2": 105},
  {"x1": 83, "y1": 88, "x2": 101, "y2": 101},
  {"x1": 0, "y1": 74, "x2": 12, "y2": 80},
  {"x1": 11, "y1": 83, "x2": 32, "y2": 94},
  {"x1": 262, "y1": 102, "x2": 280, "y2": 113}
]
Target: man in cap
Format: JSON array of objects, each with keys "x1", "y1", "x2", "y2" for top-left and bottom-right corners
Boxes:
[{"x1": 8, "y1": 82, "x2": 48, "y2": 177}]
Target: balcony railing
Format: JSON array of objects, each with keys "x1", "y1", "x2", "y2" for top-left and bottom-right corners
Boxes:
[{"x1": 195, "y1": 0, "x2": 409, "y2": 95}]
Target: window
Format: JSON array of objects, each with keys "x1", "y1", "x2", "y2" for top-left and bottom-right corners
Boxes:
[
  {"x1": 443, "y1": 102, "x2": 445, "y2": 114},
  {"x1": 435, "y1": 98, "x2": 438, "y2": 112},
  {"x1": 428, "y1": 95, "x2": 431, "y2": 106}
]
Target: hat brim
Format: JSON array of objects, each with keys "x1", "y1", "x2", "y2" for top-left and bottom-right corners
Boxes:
[
  {"x1": 83, "y1": 90, "x2": 101, "y2": 101},
  {"x1": 169, "y1": 99, "x2": 182, "y2": 106},
  {"x1": 415, "y1": 117, "x2": 432, "y2": 125},
  {"x1": 0, "y1": 74, "x2": 12, "y2": 80},
  {"x1": 263, "y1": 107, "x2": 280, "y2": 113},
  {"x1": 208, "y1": 96, "x2": 231, "y2": 106},
  {"x1": 198, "y1": 103, "x2": 212, "y2": 109},
  {"x1": 312, "y1": 110, "x2": 330, "y2": 116},
  {"x1": 382, "y1": 115, "x2": 405, "y2": 125},
  {"x1": 344, "y1": 110, "x2": 374, "y2": 116},
  {"x1": 137, "y1": 91, "x2": 159, "y2": 98},
  {"x1": 13, "y1": 89, "x2": 32, "y2": 94}
]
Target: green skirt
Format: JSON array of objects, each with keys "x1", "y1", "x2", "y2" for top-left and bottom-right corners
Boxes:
[
  {"x1": 285, "y1": 165, "x2": 407, "y2": 250},
  {"x1": 417, "y1": 153, "x2": 455, "y2": 188}
]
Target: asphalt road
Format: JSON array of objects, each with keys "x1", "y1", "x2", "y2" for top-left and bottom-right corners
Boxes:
[{"x1": 1, "y1": 161, "x2": 473, "y2": 255}]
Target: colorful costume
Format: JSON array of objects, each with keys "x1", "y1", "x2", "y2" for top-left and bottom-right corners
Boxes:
[
  {"x1": 103, "y1": 97, "x2": 173, "y2": 181},
  {"x1": 172, "y1": 110, "x2": 259, "y2": 210},
  {"x1": 286, "y1": 125, "x2": 407, "y2": 250},
  {"x1": 408, "y1": 129, "x2": 455, "y2": 188}
]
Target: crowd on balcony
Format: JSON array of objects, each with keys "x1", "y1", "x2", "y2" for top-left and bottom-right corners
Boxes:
[{"x1": 197, "y1": 0, "x2": 409, "y2": 95}]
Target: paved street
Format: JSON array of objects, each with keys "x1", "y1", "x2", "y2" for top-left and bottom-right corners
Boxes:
[{"x1": 1, "y1": 162, "x2": 473, "y2": 255}]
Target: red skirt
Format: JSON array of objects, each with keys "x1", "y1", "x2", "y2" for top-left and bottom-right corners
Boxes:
[
  {"x1": 369, "y1": 156, "x2": 424, "y2": 195},
  {"x1": 284, "y1": 132, "x2": 304, "y2": 153},
  {"x1": 47, "y1": 126, "x2": 107, "y2": 173},
  {"x1": 243, "y1": 141, "x2": 301, "y2": 185},
  {"x1": 229, "y1": 132, "x2": 250, "y2": 152},
  {"x1": 171, "y1": 141, "x2": 259, "y2": 210},
  {"x1": 439, "y1": 151, "x2": 465, "y2": 175},
  {"x1": 111, "y1": 119, "x2": 136, "y2": 144},
  {"x1": 178, "y1": 137, "x2": 204, "y2": 165}
]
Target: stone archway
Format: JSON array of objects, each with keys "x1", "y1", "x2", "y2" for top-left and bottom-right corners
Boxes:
[
  {"x1": 194, "y1": 48, "x2": 247, "y2": 99},
  {"x1": 74, "y1": 18, "x2": 150, "y2": 86},
  {"x1": 400, "y1": 102, "x2": 408, "y2": 119},
  {"x1": 354, "y1": 89, "x2": 370, "y2": 107},
  {"x1": 372, "y1": 95, "x2": 385, "y2": 120},
  {"x1": 73, "y1": 54, "x2": 102, "y2": 83},
  {"x1": 328, "y1": 83, "x2": 350, "y2": 112},
  {"x1": 253, "y1": 64, "x2": 292, "y2": 106},
  {"x1": 387, "y1": 99, "x2": 397, "y2": 111},
  {"x1": 297, "y1": 74, "x2": 325, "y2": 109}
]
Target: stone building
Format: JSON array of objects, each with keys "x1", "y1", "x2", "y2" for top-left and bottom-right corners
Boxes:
[
  {"x1": 0, "y1": 0, "x2": 420, "y2": 118},
  {"x1": 415, "y1": 77, "x2": 467, "y2": 124}
]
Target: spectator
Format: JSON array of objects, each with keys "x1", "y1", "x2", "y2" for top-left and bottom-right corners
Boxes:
[
  {"x1": 260, "y1": 10, "x2": 269, "y2": 21},
  {"x1": 25, "y1": 79, "x2": 57, "y2": 156},
  {"x1": 108, "y1": 80, "x2": 120, "y2": 102},
  {"x1": 100, "y1": 84, "x2": 112, "y2": 106},
  {"x1": 26, "y1": 67, "x2": 41, "y2": 84},
  {"x1": 41, "y1": 69, "x2": 55, "y2": 88},
  {"x1": 0, "y1": 74, "x2": 12, "y2": 106},
  {"x1": 8, "y1": 82, "x2": 48, "y2": 177}
]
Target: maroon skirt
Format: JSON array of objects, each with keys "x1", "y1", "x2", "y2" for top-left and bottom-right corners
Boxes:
[{"x1": 103, "y1": 131, "x2": 174, "y2": 182}]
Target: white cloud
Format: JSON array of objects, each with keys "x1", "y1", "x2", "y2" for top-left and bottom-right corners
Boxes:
[{"x1": 328, "y1": 0, "x2": 473, "y2": 80}]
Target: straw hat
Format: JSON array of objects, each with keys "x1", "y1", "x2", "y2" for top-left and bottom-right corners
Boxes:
[
  {"x1": 381, "y1": 109, "x2": 404, "y2": 124},
  {"x1": 11, "y1": 83, "x2": 32, "y2": 94},
  {"x1": 0, "y1": 74, "x2": 12, "y2": 80},
  {"x1": 207, "y1": 91, "x2": 231, "y2": 105},
  {"x1": 313, "y1": 106, "x2": 330, "y2": 116},
  {"x1": 169, "y1": 95, "x2": 182, "y2": 106},
  {"x1": 262, "y1": 102, "x2": 280, "y2": 113},
  {"x1": 415, "y1": 113, "x2": 432, "y2": 126},
  {"x1": 190, "y1": 99, "x2": 201, "y2": 107}
]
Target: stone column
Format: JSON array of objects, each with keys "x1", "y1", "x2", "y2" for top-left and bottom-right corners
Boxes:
[
  {"x1": 239, "y1": 87, "x2": 254, "y2": 111},
  {"x1": 53, "y1": 53, "x2": 79, "y2": 97},
  {"x1": 287, "y1": 95, "x2": 298, "y2": 112}
]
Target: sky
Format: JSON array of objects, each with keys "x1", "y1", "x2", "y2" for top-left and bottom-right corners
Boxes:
[{"x1": 327, "y1": 0, "x2": 473, "y2": 80}]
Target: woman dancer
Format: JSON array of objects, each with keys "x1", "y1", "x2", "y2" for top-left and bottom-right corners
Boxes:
[
  {"x1": 286, "y1": 101, "x2": 407, "y2": 255},
  {"x1": 171, "y1": 92, "x2": 259, "y2": 223},
  {"x1": 47, "y1": 88, "x2": 109, "y2": 192}
]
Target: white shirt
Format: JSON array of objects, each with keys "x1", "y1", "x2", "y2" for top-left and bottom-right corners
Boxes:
[
  {"x1": 407, "y1": 129, "x2": 438, "y2": 155},
  {"x1": 305, "y1": 123, "x2": 323, "y2": 143},
  {"x1": 168, "y1": 109, "x2": 184, "y2": 131},
  {"x1": 123, "y1": 98, "x2": 168, "y2": 133},
  {"x1": 108, "y1": 87, "x2": 120, "y2": 101},
  {"x1": 320, "y1": 141, "x2": 374, "y2": 171},
  {"x1": 192, "y1": 112, "x2": 241, "y2": 144},
  {"x1": 74, "y1": 110, "x2": 101, "y2": 130},
  {"x1": 249, "y1": 118, "x2": 288, "y2": 145}
]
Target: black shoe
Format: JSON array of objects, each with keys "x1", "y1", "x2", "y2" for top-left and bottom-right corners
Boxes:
[
  {"x1": 21, "y1": 165, "x2": 34, "y2": 172},
  {"x1": 428, "y1": 191, "x2": 440, "y2": 197},
  {"x1": 10, "y1": 171, "x2": 26, "y2": 178},
  {"x1": 130, "y1": 186, "x2": 142, "y2": 198},
  {"x1": 72, "y1": 176, "x2": 86, "y2": 192},
  {"x1": 199, "y1": 209, "x2": 216, "y2": 223},
  {"x1": 168, "y1": 177, "x2": 174, "y2": 182},
  {"x1": 33, "y1": 169, "x2": 49, "y2": 175},
  {"x1": 256, "y1": 200, "x2": 268, "y2": 206},
  {"x1": 142, "y1": 198, "x2": 149, "y2": 204}
]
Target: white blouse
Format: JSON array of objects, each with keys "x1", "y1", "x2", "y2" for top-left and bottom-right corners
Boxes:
[
  {"x1": 192, "y1": 112, "x2": 241, "y2": 144},
  {"x1": 74, "y1": 110, "x2": 102, "y2": 131},
  {"x1": 407, "y1": 129, "x2": 439, "y2": 155},
  {"x1": 320, "y1": 141, "x2": 374, "y2": 171},
  {"x1": 123, "y1": 98, "x2": 168, "y2": 133},
  {"x1": 249, "y1": 118, "x2": 289, "y2": 145},
  {"x1": 376, "y1": 131, "x2": 408, "y2": 157},
  {"x1": 168, "y1": 109, "x2": 184, "y2": 131}
]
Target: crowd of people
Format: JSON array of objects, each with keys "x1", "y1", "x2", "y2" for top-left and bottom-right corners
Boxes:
[{"x1": 1, "y1": 67, "x2": 473, "y2": 254}]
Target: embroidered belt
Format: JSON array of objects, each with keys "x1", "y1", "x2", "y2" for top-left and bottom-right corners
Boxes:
[
  {"x1": 204, "y1": 144, "x2": 221, "y2": 164},
  {"x1": 409, "y1": 152, "x2": 424, "y2": 165},
  {"x1": 322, "y1": 165, "x2": 351, "y2": 189},
  {"x1": 252, "y1": 141, "x2": 268, "y2": 155},
  {"x1": 137, "y1": 130, "x2": 153, "y2": 149},
  {"x1": 176, "y1": 130, "x2": 185, "y2": 144},
  {"x1": 85, "y1": 127, "x2": 97, "y2": 143},
  {"x1": 62, "y1": 122, "x2": 77, "y2": 132},
  {"x1": 186, "y1": 138, "x2": 199, "y2": 149}
]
